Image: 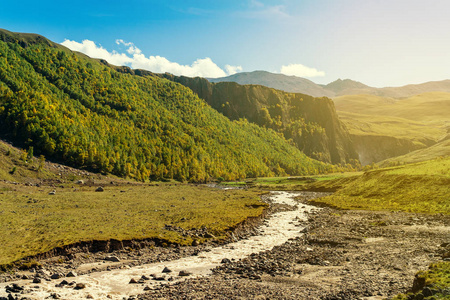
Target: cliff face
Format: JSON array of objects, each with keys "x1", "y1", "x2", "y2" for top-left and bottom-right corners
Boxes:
[
  {"x1": 152, "y1": 74, "x2": 359, "y2": 165},
  {"x1": 351, "y1": 135, "x2": 434, "y2": 165}
]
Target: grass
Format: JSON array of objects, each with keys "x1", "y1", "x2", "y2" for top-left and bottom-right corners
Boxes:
[
  {"x1": 333, "y1": 92, "x2": 450, "y2": 164},
  {"x1": 219, "y1": 173, "x2": 362, "y2": 190},
  {"x1": 380, "y1": 139, "x2": 450, "y2": 166},
  {"x1": 304, "y1": 157, "x2": 450, "y2": 215},
  {"x1": 0, "y1": 183, "x2": 266, "y2": 266},
  {"x1": 392, "y1": 262, "x2": 450, "y2": 300}
]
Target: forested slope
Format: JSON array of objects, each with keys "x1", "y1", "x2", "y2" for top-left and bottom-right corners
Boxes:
[
  {"x1": 152, "y1": 74, "x2": 358, "y2": 166},
  {"x1": 0, "y1": 29, "x2": 332, "y2": 182}
]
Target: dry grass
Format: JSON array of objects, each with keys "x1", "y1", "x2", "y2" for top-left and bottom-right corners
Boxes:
[{"x1": 0, "y1": 183, "x2": 266, "y2": 265}]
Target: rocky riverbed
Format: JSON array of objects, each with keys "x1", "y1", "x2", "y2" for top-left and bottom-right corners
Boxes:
[
  {"x1": 1, "y1": 191, "x2": 448, "y2": 300},
  {"x1": 140, "y1": 206, "x2": 449, "y2": 299}
]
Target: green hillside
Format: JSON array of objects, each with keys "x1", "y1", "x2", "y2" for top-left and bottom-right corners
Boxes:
[
  {"x1": 306, "y1": 157, "x2": 450, "y2": 215},
  {"x1": 333, "y1": 93, "x2": 449, "y2": 164},
  {"x1": 0, "y1": 31, "x2": 332, "y2": 182},
  {"x1": 149, "y1": 73, "x2": 359, "y2": 166}
]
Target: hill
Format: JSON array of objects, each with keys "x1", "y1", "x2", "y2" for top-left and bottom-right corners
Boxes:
[
  {"x1": 150, "y1": 73, "x2": 358, "y2": 166},
  {"x1": 306, "y1": 157, "x2": 450, "y2": 215},
  {"x1": 332, "y1": 93, "x2": 450, "y2": 164},
  {"x1": 210, "y1": 71, "x2": 450, "y2": 98},
  {"x1": 0, "y1": 29, "x2": 332, "y2": 182},
  {"x1": 208, "y1": 71, "x2": 334, "y2": 97}
]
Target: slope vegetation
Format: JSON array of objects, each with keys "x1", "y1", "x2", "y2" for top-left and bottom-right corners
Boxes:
[
  {"x1": 333, "y1": 93, "x2": 450, "y2": 164},
  {"x1": 0, "y1": 30, "x2": 331, "y2": 182},
  {"x1": 150, "y1": 74, "x2": 358, "y2": 166},
  {"x1": 306, "y1": 157, "x2": 450, "y2": 215}
]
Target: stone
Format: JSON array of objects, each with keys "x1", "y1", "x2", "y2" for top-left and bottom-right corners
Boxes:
[
  {"x1": 33, "y1": 277, "x2": 42, "y2": 283},
  {"x1": 162, "y1": 267, "x2": 172, "y2": 273},
  {"x1": 192, "y1": 239, "x2": 199, "y2": 246},
  {"x1": 153, "y1": 275, "x2": 166, "y2": 281},
  {"x1": 49, "y1": 190, "x2": 56, "y2": 195},
  {"x1": 104, "y1": 255, "x2": 120, "y2": 262},
  {"x1": 74, "y1": 283, "x2": 86, "y2": 289},
  {"x1": 51, "y1": 273, "x2": 62, "y2": 279},
  {"x1": 95, "y1": 186, "x2": 104, "y2": 192},
  {"x1": 129, "y1": 278, "x2": 138, "y2": 284},
  {"x1": 141, "y1": 275, "x2": 150, "y2": 280},
  {"x1": 76, "y1": 180, "x2": 84, "y2": 184},
  {"x1": 66, "y1": 271, "x2": 77, "y2": 277},
  {"x1": 221, "y1": 258, "x2": 231, "y2": 264},
  {"x1": 178, "y1": 270, "x2": 191, "y2": 277},
  {"x1": 143, "y1": 286, "x2": 151, "y2": 291}
]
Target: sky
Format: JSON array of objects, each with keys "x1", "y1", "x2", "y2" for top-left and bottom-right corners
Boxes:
[{"x1": 1, "y1": 0, "x2": 450, "y2": 87}]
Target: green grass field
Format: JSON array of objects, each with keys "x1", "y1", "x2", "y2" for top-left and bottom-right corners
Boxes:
[
  {"x1": 220, "y1": 173, "x2": 362, "y2": 190},
  {"x1": 304, "y1": 157, "x2": 450, "y2": 215},
  {"x1": 0, "y1": 183, "x2": 266, "y2": 266}
]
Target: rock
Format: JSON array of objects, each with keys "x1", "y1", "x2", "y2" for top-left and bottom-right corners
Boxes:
[
  {"x1": 153, "y1": 275, "x2": 166, "y2": 281},
  {"x1": 143, "y1": 286, "x2": 151, "y2": 291},
  {"x1": 162, "y1": 267, "x2": 172, "y2": 273},
  {"x1": 192, "y1": 239, "x2": 199, "y2": 246},
  {"x1": 422, "y1": 287, "x2": 433, "y2": 297},
  {"x1": 66, "y1": 271, "x2": 77, "y2": 277},
  {"x1": 178, "y1": 270, "x2": 191, "y2": 277},
  {"x1": 59, "y1": 280, "x2": 69, "y2": 285},
  {"x1": 141, "y1": 275, "x2": 150, "y2": 280},
  {"x1": 74, "y1": 283, "x2": 86, "y2": 289},
  {"x1": 129, "y1": 278, "x2": 138, "y2": 284},
  {"x1": 86, "y1": 294, "x2": 94, "y2": 299},
  {"x1": 221, "y1": 258, "x2": 231, "y2": 264},
  {"x1": 49, "y1": 190, "x2": 56, "y2": 195},
  {"x1": 76, "y1": 180, "x2": 84, "y2": 184},
  {"x1": 95, "y1": 186, "x2": 104, "y2": 192},
  {"x1": 51, "y1": 273, "x2": 62, "y2": 279},
  {"x1": 104, "y1": 255, "x2": 120, "y2": 262},
  {"x1": 21, "y1": 274, "x2": 29, "y2": 279},
  {"x1": 33, "y1": 277, "x2": 42, "y2": 283}
]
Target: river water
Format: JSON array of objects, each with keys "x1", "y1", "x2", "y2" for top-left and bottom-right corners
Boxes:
[{"x1": 0, "y1": 191, "x2": 321, "y2": 299}]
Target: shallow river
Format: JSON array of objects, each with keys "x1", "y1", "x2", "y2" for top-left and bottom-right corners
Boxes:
[{"x1": 1, "y1": 191, "x2": 321, "y2": 299}]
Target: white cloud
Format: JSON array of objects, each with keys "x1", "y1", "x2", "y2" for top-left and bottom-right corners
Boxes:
[
  {"x1": 225, "y1": 64, "x2": 243, "y2": 75},
  {"x1": 280, "y1": 64, "x2": 325, "y2": 78},
  {"x1": 61, "y1": 39, "x2": 240, "y2": 78}
]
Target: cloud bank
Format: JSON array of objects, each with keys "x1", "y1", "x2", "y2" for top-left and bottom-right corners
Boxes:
[
  {"x1": 61, "y1": 39, "x2": 242, "y2": 78},
  {"x1": 280, "y1": 64, "x2": 325, "y2": 78}
]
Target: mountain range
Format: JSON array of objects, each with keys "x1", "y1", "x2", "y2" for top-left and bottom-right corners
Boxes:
[{"x1": 210, "y1": 71, "x2": 450, "y2": 98}]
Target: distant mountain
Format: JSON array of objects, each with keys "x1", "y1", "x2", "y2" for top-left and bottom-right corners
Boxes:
[
  {"x1": 324, "y1": 79, "x2": 374, "y2": 96},
  {"x1": 208, "y1": 71, "x2": 334, "y2": 97},
  {"x1": 210, "y1": 71, "x2": 450, "y2": 98}
]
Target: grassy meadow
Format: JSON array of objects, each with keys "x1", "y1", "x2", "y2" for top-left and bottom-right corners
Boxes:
[
  {"x1": 220, "y1": 173, "x2": 362, "y2": 190},
  {"x1": 304, "y1": 157, "x2": 450, "y2": 215},
  {"x1": 0, "y1": 183, "x2": 266, "y2": 266},
  {"x1": 333, "y1": 93, "x2": 450, "y2": 158}
]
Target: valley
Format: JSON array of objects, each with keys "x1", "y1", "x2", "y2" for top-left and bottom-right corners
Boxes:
[{"x1": 0, "y1": 28, "x2": 449, "y2": 300}]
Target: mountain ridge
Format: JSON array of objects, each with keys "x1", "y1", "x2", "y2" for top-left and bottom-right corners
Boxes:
[{"x1": 210, "y1": 71, "x2": 450, "y2": 98}]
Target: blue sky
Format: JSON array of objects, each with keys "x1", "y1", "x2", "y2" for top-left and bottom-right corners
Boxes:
[{"x1": 1, "y1": 0, "x2": 450, "y2": 87}]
